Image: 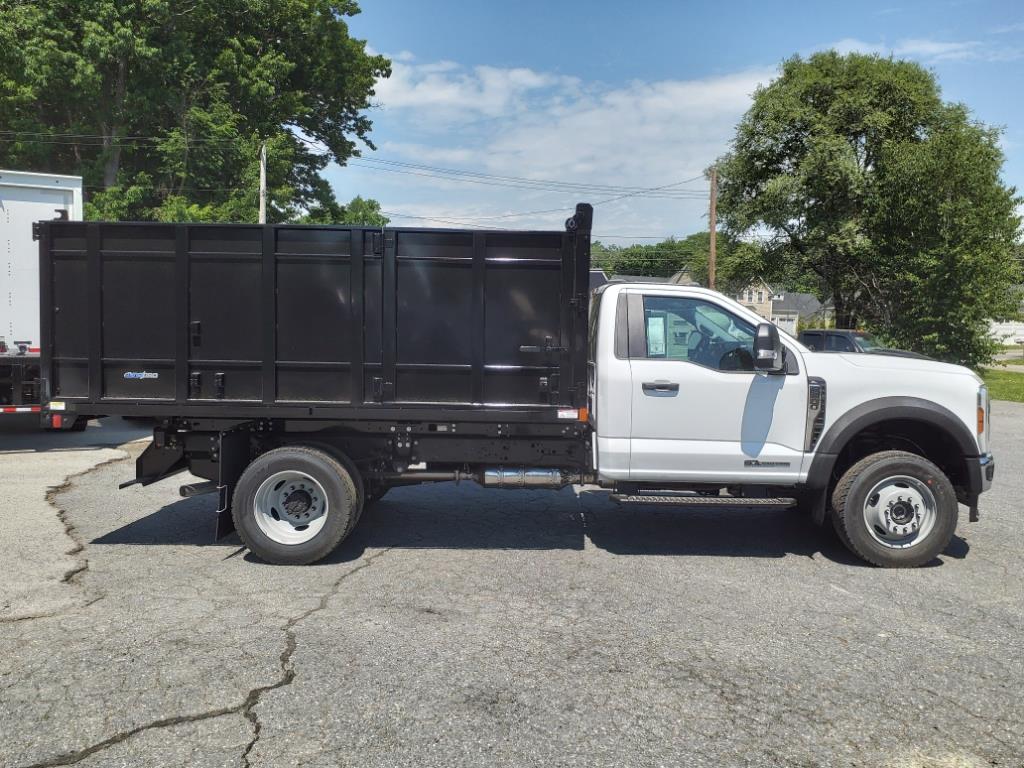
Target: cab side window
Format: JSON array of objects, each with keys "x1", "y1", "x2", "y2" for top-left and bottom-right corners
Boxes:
[{"x1": 642, "y1": 296, "x2": 756, "y2": 372}]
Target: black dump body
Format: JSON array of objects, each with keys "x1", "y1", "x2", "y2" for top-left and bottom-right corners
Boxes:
[{"x1": 36, "y1": 205, "x2": 592, "y2": 426}]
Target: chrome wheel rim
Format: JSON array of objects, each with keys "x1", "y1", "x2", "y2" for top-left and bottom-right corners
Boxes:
[
  {"x1": 253, "y1": 470, "x2": 328, "y2": 545},
  {"x1": 862, "y1": 475, "x2": 937, "y2": 550}
]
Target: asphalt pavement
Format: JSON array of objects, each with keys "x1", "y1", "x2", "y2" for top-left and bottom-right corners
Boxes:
[{"x1": 0, "y1": 410, "x2": 1021, "y2": 767}]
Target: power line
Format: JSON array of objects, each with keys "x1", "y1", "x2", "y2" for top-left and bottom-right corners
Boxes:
[
  {"x1": 350, "y1": 161, "x2": 707, "y2": 198},
  {"x1": 296, "y1": 133, "x2": 712, "y2": 196},
  {"x1": 5, "y1": 130, "x2": 711, "y2": 233},
  {"x1": 381, "y1": 210, "x2": 518, "y2": 229},
  {"x1": 3, "y1": 130, "x2": 709, "y2": 196},
  {"x1": 4, "y1": 131, "x2": 707, "y2": 198},
  {"x1": 354, "y1": 156, "x2": 706, "y2": 194},
  {"x1": 292, "y1": 134, "x2": 710, "y2": 195}
]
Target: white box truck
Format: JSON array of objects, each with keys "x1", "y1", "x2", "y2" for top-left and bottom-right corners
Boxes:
[{"x1": 1, "y1": 170, "x2": 83, "y2": 422}]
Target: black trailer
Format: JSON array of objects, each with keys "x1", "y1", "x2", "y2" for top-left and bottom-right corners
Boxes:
[{"x1": 35, "y1": 205, "x2": 594, "y2": 563}]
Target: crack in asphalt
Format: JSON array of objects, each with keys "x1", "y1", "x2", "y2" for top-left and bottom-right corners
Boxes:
[
  {"x1": 0, "y1": 612, "x2": 61, "y2": 624},
  {"x1": 45, "y1": 453, "x2": 128, "y2": 588},
  {"x1": 19, "y1": 703, "x2": 246, "y2": 768},
  {"x1": 239, "y1": 547, "x2": 394, "y2": 767},
  {"x1": 18, "y1": 548, "x2": 394, "y2": 768},
  {"x1": 1, "y1": 453, "x2": 127, "y2": 626}
]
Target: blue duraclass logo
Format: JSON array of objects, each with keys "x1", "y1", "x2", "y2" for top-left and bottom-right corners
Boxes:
[{"x1": 123, "y1": 371, "x2": 159, "y2": 380}]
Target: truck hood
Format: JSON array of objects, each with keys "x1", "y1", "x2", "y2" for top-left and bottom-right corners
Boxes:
[
  {"x1": 843, "y1": 352, "x2": 978, "y2": 378},
  {"x1": 803, "y1": 350, "x2": 982, "y2": 384}
]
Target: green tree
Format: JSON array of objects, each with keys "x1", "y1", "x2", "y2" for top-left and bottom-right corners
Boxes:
[
  {"x1": 0, "y1": 0, "x2": 390, "y2": 223},
  {"x1": 592, "y1": 232, "x2": 763, "y2": 290},
  {"x1": 716, "y1": 51, "x2": 1021, "y2": 367},
  {"x1": 676, "y1": 232, "x2": 765, "y2": 291},
  {"x1": 339, "y1": 195, "x2": 389, "y2": 226}
]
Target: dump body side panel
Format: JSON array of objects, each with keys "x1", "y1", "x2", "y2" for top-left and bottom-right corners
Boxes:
[{"x1": 38, "y1": 209, "x2": 592, "y2": 426}]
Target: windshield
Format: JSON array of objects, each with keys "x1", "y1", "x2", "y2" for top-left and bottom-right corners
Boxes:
[{"x1": 853, "y1": 332, "x2": 883, "y2": 351}]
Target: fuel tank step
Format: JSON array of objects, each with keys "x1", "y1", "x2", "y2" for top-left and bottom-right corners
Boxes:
[{"x1": 610, "y1": 493, "x2": 797, "y2": 508}]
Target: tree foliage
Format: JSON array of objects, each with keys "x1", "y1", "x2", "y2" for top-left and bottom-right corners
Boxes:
[
  {"x1": 717, "y1": 51, "x2": 1021, "y2": 367},
  {"x1": 593, "y1": 232, "x2": 763, "y2": 290},
  {"x1": 0, "y1": 0, "x2": 390, "y2": 223}
]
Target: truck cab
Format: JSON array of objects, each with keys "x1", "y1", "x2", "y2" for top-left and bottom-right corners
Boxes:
[{"x1": 589, "y1": 282, "x2": 994, "y2": 567}]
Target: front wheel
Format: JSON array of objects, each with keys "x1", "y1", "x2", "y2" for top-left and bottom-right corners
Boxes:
[
  {"x1": 232, "y1": 446, "x2": 362, "y2": 565},
  {"x1": 831, "y1": 450, "x2": 958, "y2": 568}
]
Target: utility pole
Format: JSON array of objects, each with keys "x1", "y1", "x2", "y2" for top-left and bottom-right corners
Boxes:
[
  {"x1": 708, "y1": 165, "x2": 717, "y2": 290},
  {"x1": 258, "y1": 142, "x2": 267, "y2": 224}
]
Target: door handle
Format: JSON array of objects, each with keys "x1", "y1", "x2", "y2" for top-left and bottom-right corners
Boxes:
[{"x1": 642, "y1": 380, "x2": 679, "y2": 396}]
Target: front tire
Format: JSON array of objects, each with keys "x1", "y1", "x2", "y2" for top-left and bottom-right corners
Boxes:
[
  {"x1": 832, "y1": 450, "x2": 958, "y2": 568},
  {"x1": 232, "y1": 446, "x2": 362, "y2": 565}
]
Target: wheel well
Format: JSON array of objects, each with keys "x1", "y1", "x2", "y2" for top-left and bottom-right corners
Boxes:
[{"x1": 829, "y1": 419, "x2": 968, "y2": 499}]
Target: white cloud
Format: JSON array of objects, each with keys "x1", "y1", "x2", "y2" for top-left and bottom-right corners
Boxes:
[
  {"x1": 991, "y1": 22, "x2": 1024, "y2": 34},
  {"x1": 826, "y1": 36, "x2": 1022, "y2": 63},
  {"x1": 895, "y1": 38, "x2": 982, "y2": 60},
  {"x1": 336, "y1": 57, "x2": 774, "y2": 239},
  {"x1": 374, "y1": 58, "x2": 581, "y2": 118}
]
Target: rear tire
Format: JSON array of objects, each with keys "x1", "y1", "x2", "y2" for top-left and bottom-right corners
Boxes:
[
  {"x1": 232, "y1": 446, "x2": 362, "y2": 565},
  {"x1": 831, "y1": 450, "x2": 958, "y2": 568}
]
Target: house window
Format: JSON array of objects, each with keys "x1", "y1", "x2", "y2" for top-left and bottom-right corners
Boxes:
[{"x1": 757, "y1": 290, "x2": 764, "y2": 303}]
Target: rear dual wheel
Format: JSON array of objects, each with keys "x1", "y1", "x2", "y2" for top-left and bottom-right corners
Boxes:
[{"x1": 232, "y1": 446, "x2": 363, "y2": 565}]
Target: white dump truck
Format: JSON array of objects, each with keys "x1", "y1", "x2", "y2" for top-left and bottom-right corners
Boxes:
[{"x1": 36, "y1": 206, "x2": 995, "y2": 567}]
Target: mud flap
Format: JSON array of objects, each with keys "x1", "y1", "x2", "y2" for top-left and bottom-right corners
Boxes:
[
  {"x1": 806, "y1": 487, "x2": 829, "y2": 526},
  {"x1": 215, "y1": 430, "x2": 251, "y2": 540}
]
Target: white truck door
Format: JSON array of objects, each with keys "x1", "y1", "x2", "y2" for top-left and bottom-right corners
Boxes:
[{"x1": 626, "y1": 292, "x2": 807, "y2": 484}]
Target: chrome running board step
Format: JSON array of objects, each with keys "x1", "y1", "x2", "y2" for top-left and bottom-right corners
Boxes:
[{"x1": 611, "y1": 493, "x2": 797, "y2": 508}]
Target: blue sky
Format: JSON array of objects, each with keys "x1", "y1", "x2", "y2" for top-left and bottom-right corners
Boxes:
[{"x1": 325, "y1": 0, "x2": 1024, "y2": 243}]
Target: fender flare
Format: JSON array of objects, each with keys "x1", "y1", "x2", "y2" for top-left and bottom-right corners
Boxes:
[{"x1": 804, "y1": 396, "x2": 979, "y2": 494}]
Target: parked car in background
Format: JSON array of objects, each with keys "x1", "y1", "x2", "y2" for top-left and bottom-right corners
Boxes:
[{"x1": 799, "y1": 329, "x2": 927, "y2": 359}]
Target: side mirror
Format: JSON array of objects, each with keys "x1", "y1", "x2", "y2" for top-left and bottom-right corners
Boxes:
[{"x1": 753, "y1": 323, "x2": 785, "y2": 373}]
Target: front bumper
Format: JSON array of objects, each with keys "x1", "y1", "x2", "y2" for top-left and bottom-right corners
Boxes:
[
  {"x1": 964, "y1": 454, "x2": 994, "y2": 521},
  {"x1": 972, "y1": 453, "x2": 996, "y2": 494}
]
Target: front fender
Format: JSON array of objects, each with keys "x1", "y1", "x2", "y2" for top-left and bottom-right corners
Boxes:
[{"x1": 804, "y1": 396, "x2": 979, "y2": 494}]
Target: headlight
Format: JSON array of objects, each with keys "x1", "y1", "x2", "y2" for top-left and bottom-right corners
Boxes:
[{"x1": 977, "y1": 385, "x2": 990, "y2": 453}]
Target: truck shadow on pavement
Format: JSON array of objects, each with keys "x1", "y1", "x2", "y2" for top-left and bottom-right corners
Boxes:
[
  {"x1": 0, "y1": 416, "x2": 151, "y2": 452},
  {"x1": 92, "y1": 482, "x2": 970, "y2": 568}
]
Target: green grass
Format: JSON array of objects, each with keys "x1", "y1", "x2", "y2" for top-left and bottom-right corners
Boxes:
[{"x1": 982, "y1": 368, "x2": 1024, "y2": 402}]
